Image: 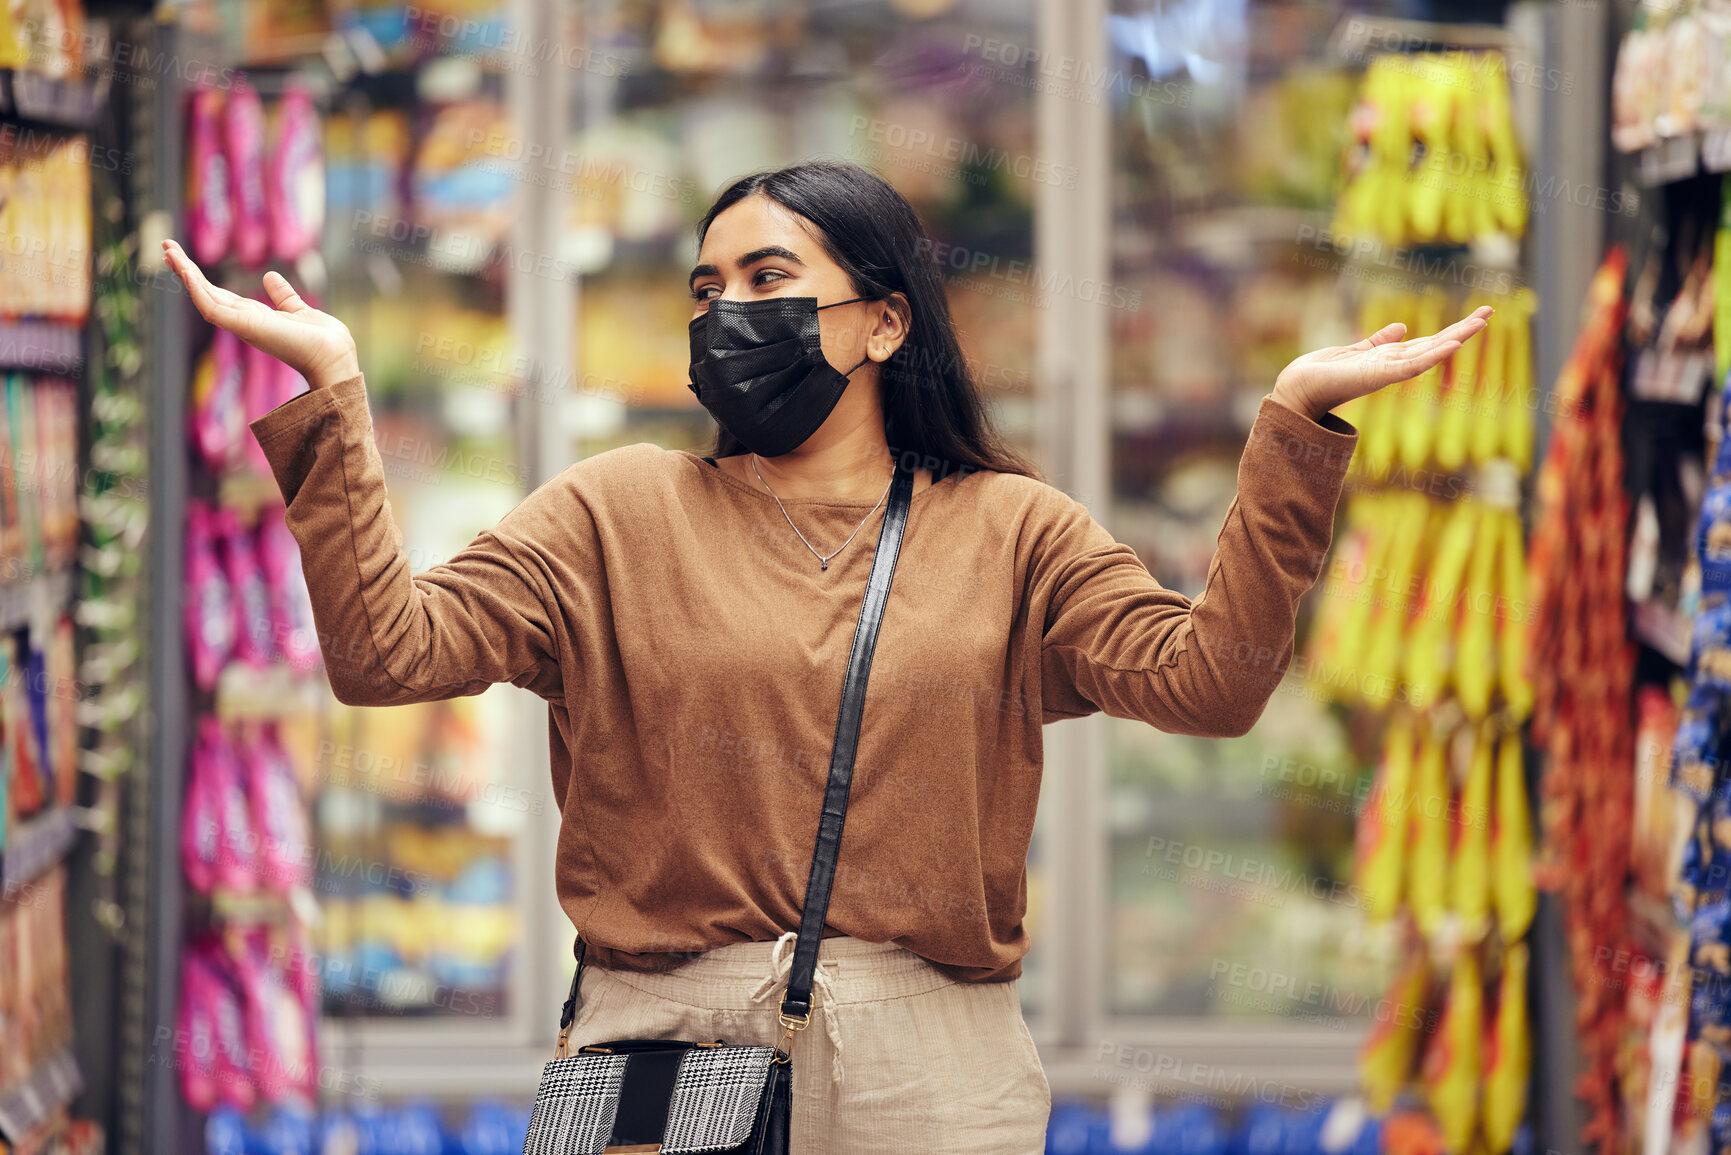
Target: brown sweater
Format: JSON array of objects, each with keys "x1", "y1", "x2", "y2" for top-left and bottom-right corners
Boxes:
[{"x1": 249, "y1": 374, "x2": 1358, "y2": 983}]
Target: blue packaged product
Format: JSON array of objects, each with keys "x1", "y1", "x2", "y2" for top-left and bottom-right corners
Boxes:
[
  {"x1": 1281, "y1": 1104, "x2": 1327, "y2": 1155},
  {"x1": 456, "y1": 1101, "x2": 529, "y2": 1155},
  {"x1": 254, "y1": 1107, "x2": 315, "y2": 1155},
  {"x1": 204, "y1": 1105, "x2": 248, "y2": 1155},
  {"x1": 448, "y1": 856, "x2": 510, "y2": 905},
  {"x1": 1712, "y1": 1094, "x2": 1731, "y2": 1152},
  {"x1": 1713, "y1": 786, "x2": 1731, "y2": 864},
  {"x1": 1158, "y1": 1102, "x2": 1226, "y2": 1155},
  {"x1": 1693, "y1": 892, "x2": 1731, "y2": 976},
  {"x1": 1696, "y1": 602, "x2": 1731, "y2": 691},
  {"x1": 1349, "y1": 1116, "x2": 1382, "y2": 1155},
  {"x1": 1045, "y1": 1100, "x2": 1104, "y2": 1155},
  {"x1": 1692, "y1": 964, "x2": 1731, "y2": 1045},
  {"x1": 1673, "y1": 693, "x2": 1723, "y2": 803},
  {"x1": 1681, "y1": 832, "x2": 1705, "y2": 921},
  {"x1": 1701, "y1": 486, "x2": 1731, "y2": 564},
  {"x1": 1237, "y1": 1103, "x2": 1292, "y2": 1155},
  {"x1": 316, "y1": 1112, "x2": 362, "y2": 1155},
  {"x1": 1703, "y1": 829, "x2": 1731, "y2": 897},
  {"x1": 1712, "y1": 407, "x2": 1731, "y2": 480},
  {"x1": 386, "y1": 1103, "x2": 443, "y2": 1155}
]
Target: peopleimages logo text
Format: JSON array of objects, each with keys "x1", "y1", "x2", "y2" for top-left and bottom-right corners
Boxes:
[
  {"x1": 913, "y1": 239, "x2": 1142, "y2": 313},
  {"x1": 848, "y1": 118, "x2": 1078, "y2": 189}
]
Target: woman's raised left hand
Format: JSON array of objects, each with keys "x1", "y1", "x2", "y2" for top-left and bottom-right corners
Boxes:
[{"x1": 1270, "y1": 305, "x2": 1494, "y2": 422}]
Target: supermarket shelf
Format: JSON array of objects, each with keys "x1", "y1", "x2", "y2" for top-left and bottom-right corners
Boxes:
[
  {"x1": 214, "y1": 661, "x2": 329, "y2": 720},
  {"x1": 0, "y1": 70, "x2": 107, "y2": 129},
  {"x1": 229, "y1": 34, "x2": 336, "y2": 72},
  {"x1": 0, "y1": 568, "x2": 77, "y2": 634},
  {"x1": 0, "y1": 808, "x2": 76, "y2": 896},
  {"x1": 326, "y1": 231, "x2": 511, "y2": 282},
  {"x1": 1325, "y1": 14, "x2": 1513, "y2": 64},
  {"x1": 1634, "y1": 126, "x2": 1731, "y2": 187},
  {"x1": 1168, "y1": 207, "x2": 1337, "y2": 269},
  {"x1": 331, "y1": 1037, "x2": 1365, "y2": 1102},
  {"x1": 0, "y1": 1046, "x2": 82, "y2": 1141},
  {"x1": 216, "y1": 468, "x2": 286, "y2": 523},
  {"x1": 0, "y1": 319, "x2": 83, "y2": 374},
  {"x1": 1042, "y1": 1034, "x2": 1364, "y2": 1099},
  {"x1": 1108, "y1": 809, "x2": 1326, "y2": 846},
  {"x1": 1108, "y1": 390, "x2": 1264, "y2": 437}
]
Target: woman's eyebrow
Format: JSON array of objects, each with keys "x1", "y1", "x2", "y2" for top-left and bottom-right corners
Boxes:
[
  {"x1": 687, "y1": 246, "x2": 805, "y2": 289},
  {"x1": 739, "y1": 245, "x2": 803, "y2": 267}
]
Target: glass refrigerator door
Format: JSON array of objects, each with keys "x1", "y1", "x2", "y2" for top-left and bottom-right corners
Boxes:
[
  {"x1": 560, "y1": 0, "x2": 1054, "y2": 1024},
  {"x1": 308, "y1": 37, "x2": 547, "y2": 1058},
  {"x1": 1097, "y1": 0, "x2": 1400, "y2": 1065}
]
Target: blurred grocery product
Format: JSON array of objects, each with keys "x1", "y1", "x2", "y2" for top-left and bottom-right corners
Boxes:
[
  {"x1": 1333, "y1": 51, "x2": 1526, "y2": 249},
  {"x1": 0, "y1": 136, "x2": 92, "y2": 321},
  {"x1": 1526, "y1": 248, "x2": 1635, "y2": 1148},
  {"x1": 1611, "y1": 15, "x2": 1731, "y2": 156}
]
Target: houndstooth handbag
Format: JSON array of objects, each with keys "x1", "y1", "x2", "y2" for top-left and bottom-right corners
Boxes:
[{"x1": 523, "y1": 456, "x2": 917, "y2": 1155}]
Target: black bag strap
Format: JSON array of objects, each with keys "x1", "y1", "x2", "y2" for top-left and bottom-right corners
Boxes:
[
  {"x1": 557, "y1": 456, "x2": 918, "y2": 1054},
  {"x1": 558, "y1": 937, "x2": 587, "y2": 1040},
  {"x1": 779, "y1": 456, "x2": 916, "y2": 1026}
]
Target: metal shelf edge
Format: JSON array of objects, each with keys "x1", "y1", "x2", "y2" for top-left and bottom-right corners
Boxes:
[
  {"x1": 0, "y1": 1046, "x2": 83, "y2": 1141},
  {"x1": 0, "y1": 569, "x2": 76, "y2": 634},
  {"x1": 0, "y1": 69, "x2": 107, "y2": 129},
  {"x1": 1, "y1": 807, "x2": 77, "y2": 895}
]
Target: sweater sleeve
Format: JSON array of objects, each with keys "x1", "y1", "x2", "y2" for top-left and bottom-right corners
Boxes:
[
  {"x1": 1037, "y1": 395, "x2": 1358, "y2": 736},
  {"x1": 247, "y1": 373, "x2": 566, "y2": 706}
]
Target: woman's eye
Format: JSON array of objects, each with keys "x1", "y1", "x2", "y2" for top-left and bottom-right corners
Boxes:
[
  {"x1": 690, "y1": 285, "x2": 718, "y2": 301},
  {"x1": 753, "y1": 270, "x2": 786, "y2": 287}
]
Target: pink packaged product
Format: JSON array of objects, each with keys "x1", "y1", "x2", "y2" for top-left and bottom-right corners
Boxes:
[
  {"x1": 200, "y1": 942, "x2": 259, "y2": 1111},
  {"x1": 258, "y1": 927, "x2": 323, "y2": 1102},
  {"x1": 242, "y1": 722, "x2": 310, "y2": 892},
  {"x1": 181, "y1": 721, "x2": 222, "y2": 893},
  {"x1": 235, "y1": 929, "x2": 313, "y2": 1104},
  {"x1": 286, "y1": 929, "x2": 320, "y2": 1099},
  {"x1": 185, "y1": 501, "x2": 235, "y2": 691},
  {"x1": 256, "y1": 505, "x2": 321, "y2": 674},
  {"x1": 266, "y1": 82, "x2": 325, "y2": 261},
  {"x1": 187, "y1": 86, "x2": 232, "y2": 266},
  {"x1": 190, "y1": 327, "x2": 246, "y2": 472},
  {"x1": 225, "y1": 79, "x2": 269, "y2": 268},
  {"x1": 240, "y1": 336, "x2": 277, "y2": 475},
  {"x1": 176, "y1": 947, "x2": 225, "y2": 1111},
  {"x1": 198, "y1": 715, "x2": 258, "y2": 893},
  {"x1": 216, "y1": 507, "x2": 275, "y2": 668}
]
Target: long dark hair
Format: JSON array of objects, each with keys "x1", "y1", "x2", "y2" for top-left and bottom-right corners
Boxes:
[{"x1": 696, "y1": 161, "x2": 1042, "y2": 482}]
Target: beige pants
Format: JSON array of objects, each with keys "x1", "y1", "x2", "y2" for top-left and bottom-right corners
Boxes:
[{"x1": 566, "y1": 933, "x2": 1051, "y2": 1154}]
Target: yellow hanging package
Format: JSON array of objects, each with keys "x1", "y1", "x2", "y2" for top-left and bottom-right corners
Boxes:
[
  {"x1": 1360, "y1": 951, "x2": 1432, "y2": 1114},
  {"x1": 1481, "y1": 942, "x2": 1531, "y2": 1155},
  {"x1": 1492, "y1": 727, "x2": 1535, "y2": 942},
  {"x1": 1358, "y1": 713, "x2": 1417, "y2": 922},
  {"x1": 1450, "y1": 723, "x2": 1494, "y2": 944},
  {"x1": 1421, "y1": 948, "x2": 1483, "y2": 1153},
  {"x1": 1408, "y1": 723, "x2": 1452, "y2": 940}
]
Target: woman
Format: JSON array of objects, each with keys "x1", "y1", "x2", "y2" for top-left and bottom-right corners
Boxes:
[{"x1": 162, "y1": 160, "x2": 1489, "y2": 1154}]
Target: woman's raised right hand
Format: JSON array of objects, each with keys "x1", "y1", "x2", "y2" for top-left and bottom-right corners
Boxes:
[{"x1": 161, "y1": 238, "x2": 361, "y2": 390}]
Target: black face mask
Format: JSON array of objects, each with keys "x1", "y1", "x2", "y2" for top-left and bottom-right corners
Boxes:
[{"x1": 686, "y1": 295, "x2": 874, "y2": 457}]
